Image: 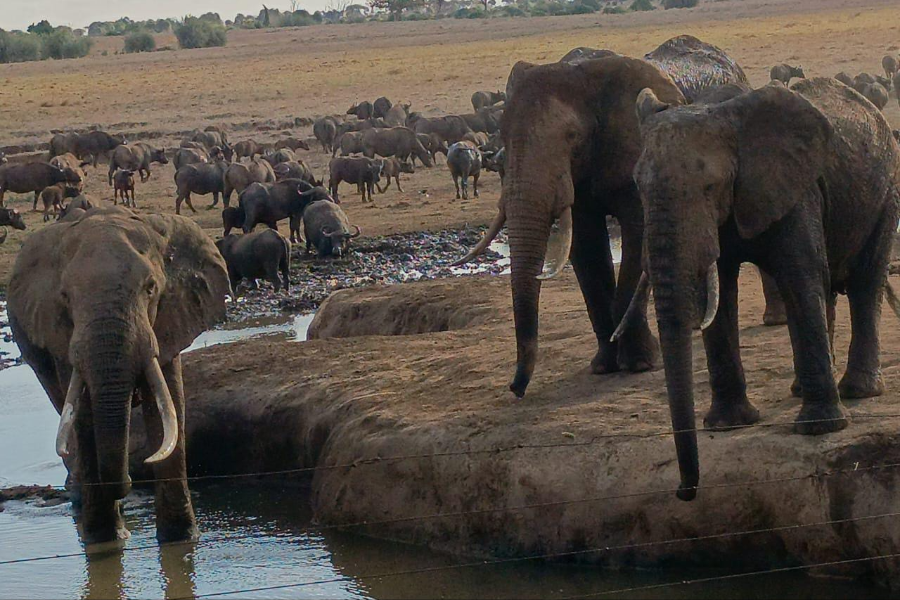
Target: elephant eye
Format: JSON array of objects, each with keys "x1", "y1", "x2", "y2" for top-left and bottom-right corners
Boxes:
[{"x1": 145, "y1": 281, "x2": 156, "y2": 296}]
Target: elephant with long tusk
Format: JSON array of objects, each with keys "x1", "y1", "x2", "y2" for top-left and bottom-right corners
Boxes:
[
  {"x1": 453, "y1": 36, "x2": 768, "y2": 399},
  {"x1": 8, "y1": 206, "x2": 229, "y2": 545}
]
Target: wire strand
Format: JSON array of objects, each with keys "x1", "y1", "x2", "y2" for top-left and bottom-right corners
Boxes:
[
  {"x1": 168, "y1": 510, "x2": 900, "y2": 599},
  {"x1": 3, "y1": 458, "x2": 900, "y2": 567},
  {"x1": 40, "y1": 411, "x2": 900, "y2": 490}
]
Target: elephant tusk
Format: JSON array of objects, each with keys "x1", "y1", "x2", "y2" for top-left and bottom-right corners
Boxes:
[
  {"x1": 144, "y1": 358, "x2": 179, "y2": 464},
  {"x1": 611, "y1": 272, "x2": 650, "y2": 343},
  {"x1": 537, "y1": 206, "x2": 573, "y2": 280},
  {"x1": 451, "y1": 206, "x2": 506, "y2": 267},
  {"x1": 56, "y1": 369, "x2": 84, "y2": 458},
  {"x1": 885, "y1": 280, "x2": 900, "y2": 320},
  {"x1": 700, "y1": 263, "x2": 720, "y2": 331}
]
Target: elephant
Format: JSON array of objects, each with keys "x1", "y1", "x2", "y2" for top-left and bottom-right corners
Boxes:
[
  {"x1": 454, "y1": 36, "x2": 758, "y2": 398},
  {"x1": 629, "y1": 79, "x2": 900, "y2": 501},
  {"x1": 770, "y1": 63, "x2": 805, "y2": 85},
  {"x1": 7, "y1": 207, "x2": 230, "y2": 545}
]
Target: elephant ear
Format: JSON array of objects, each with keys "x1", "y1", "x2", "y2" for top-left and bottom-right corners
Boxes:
[
  {"x1": 730, "y1": 85, "x2": 832, "y2": 238},
  {"x1": 7, "y1": 222, "x2": 73, "y2": 359},
  {"x1": 506, "y1": 61, "x2": 537, "y2": 100},
  {"x1": 145, "y1": 214, "x2": 230, "y2": 363}
]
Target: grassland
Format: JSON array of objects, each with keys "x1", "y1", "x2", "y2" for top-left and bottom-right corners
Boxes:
[{"x1": 0, "y1": 0, "x2": 898, "y2": 284}]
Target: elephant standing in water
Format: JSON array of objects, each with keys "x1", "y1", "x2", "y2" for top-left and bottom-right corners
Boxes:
[
  {"x1": 456, "y1": 35, "x2": 779, "y2": 398},
  {"x1": 632, "y1": 79, "x2": 900, "y2": 500},
  {"x1": 8, "y1": 207, "x2": 230, "y2": 545}
]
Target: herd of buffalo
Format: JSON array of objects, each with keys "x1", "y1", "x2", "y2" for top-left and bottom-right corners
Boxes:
[{"x1": 3, "y1": 34, "x2": 900, "y2": 547}]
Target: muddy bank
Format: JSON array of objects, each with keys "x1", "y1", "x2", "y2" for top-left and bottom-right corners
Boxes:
[
  {"x1": 182, "y1": 269, "x2": 900, "y2": 586},
  {"x1": 0, "y1": 486, "x2": 69, "y2": 511},
  {"x1": 230, "y1": 226, "x2": 507, "y2": 317}
]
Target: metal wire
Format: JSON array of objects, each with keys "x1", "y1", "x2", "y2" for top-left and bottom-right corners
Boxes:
[
  {"x1": 42, "y1": 411, "x2": 900, "y2": 490},
  {"x1": 3, "y1": 458, "x2": 900, "y2": 567},
  {"x1": 169, "y1": 510, "x2": 900, "y2": 599}
]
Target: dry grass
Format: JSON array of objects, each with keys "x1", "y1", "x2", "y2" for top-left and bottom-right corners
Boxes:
[{"x1": 0, "y1": 0, "x2": 898, "y2": 285}]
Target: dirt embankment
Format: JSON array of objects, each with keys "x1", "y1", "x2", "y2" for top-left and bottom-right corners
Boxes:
[{"x1": 182, "y1": 268, "x2": 900, "y2": 585}]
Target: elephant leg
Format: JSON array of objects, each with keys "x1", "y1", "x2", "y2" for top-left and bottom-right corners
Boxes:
[
  {"x1": 614, "y1": 219, "x2": 659, "y2": 372},
  {"x1": 761, "y1": 269, "x2": 788, "y2": 326},
  {"x1": 765, "y1": 223, "x2": 847, "y2": 435},
  {"x1": 703, "y1": 260, "x2": 759, "y2": 429},
  {"x1": 839, "y1": 215, "x2": 893, "y2": 399},
  {"x1": 75, "y1": 390, "x2": 129, "y2": 546},
  {"x1": 569, "y1": 203, "x2": 618, "y2": 374},
  {"x1": 142, "y1": 356, "x2": 198, "y2": 544},
  {"x1": 790, "y1": 291, "x2": 836, "y2": 398}
]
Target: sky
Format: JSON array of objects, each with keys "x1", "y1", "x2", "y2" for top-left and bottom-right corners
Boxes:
[{"x1": 2, "y1": 0, "x2": 336, "y2": 31}]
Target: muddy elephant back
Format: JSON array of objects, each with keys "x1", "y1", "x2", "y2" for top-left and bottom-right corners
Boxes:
[{"x1": 644, "y1": 35, "x2": 749, "y2": 103}]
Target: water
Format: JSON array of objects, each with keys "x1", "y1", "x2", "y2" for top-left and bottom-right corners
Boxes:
[{"x1": 0, "y1": 268, "x2": 891, "y2": 599}]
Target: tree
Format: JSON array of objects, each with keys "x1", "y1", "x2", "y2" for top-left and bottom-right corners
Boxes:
[
  {"x1": 369, "y1": 0, "x2": 424, "y2": 20},
  {"x1": 27, "y1": 20, "x2": 54, "y2": 35}
]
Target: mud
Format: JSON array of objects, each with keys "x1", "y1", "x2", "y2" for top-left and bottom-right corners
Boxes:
[
  {"x1": 0, "y1": 486, "x2": 69, "y2": 511},
  {"x1": 181, "y1": 268, "x2": 900, "y2": 587},
  {"x1": 230, "y1": 226, "x2": 508, "y2": 317}
]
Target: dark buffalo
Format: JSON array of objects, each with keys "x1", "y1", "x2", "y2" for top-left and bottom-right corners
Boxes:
[
  {"x1": 107, "y1": 142, "x2": 168, "y2": 185},
  {"x1": 303, "y1": 200, "x2": 360, "y2": 257},
  {"x1": 328, "y1": 156, "x2": 383, "y2": 203},
  {"x1": 0, "y1": 162, "x2": 82, "y2": 207},
  {"x1": 240, "y1": 179, "x2": 330, "y2": 243},
  {"x1": 216, "y1": 229, "x2": 292, "y2": 293}
]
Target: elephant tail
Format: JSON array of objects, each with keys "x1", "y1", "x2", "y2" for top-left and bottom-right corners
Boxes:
[{"x1": 885, "y1": 280, "x2": 900, "y2": 321}]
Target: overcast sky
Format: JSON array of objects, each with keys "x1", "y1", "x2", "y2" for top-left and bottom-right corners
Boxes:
[{"x1": 2, "y1": 1, "x2": 336, "y2": 31}]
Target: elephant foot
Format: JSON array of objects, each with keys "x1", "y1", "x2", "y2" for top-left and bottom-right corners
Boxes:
[
  {"x1": 157, "y1": 518, "x2": 199, "y2": 545},
  {"x1": 791, "y1": 376, "x2": 802, "y2": 398},
  {"x1": 590, "y1": 346, "x2": 620, "y2": 375},
  {"x1": 838, "y1": 369, "x2": 885, "y2": 400},
  {"x1": 703, "y1": 399, "x2": 760, "y2": 430},
  {"x1": 616, "y1": 329, "x2": 659, "y2": 373},
  {"x1": 793, "y1": 401, "x2": 849, "y2": 435},
  {"x1": 79, "y1": 499, "x2": 129, "y2": 547}
]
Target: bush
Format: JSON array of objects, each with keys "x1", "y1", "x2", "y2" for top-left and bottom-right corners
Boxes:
[
  {"x1": 124, "y1": 31, "x2": 156, "y2": 53},
  {"x1": 498, "y1": 5, "x2": 527, "y2": 16},
  {"x1": 40, "y1": 29, "x2": 93, "y2": 60},
  {"x1": 174, "y1": 17, "x2": 227, "y2": 49},
  {"x1": 629, "y1": 0, "x2": 655, "y2": 10},
  {"x1": 603, "y1": 5, "x2": 626, "y2": 13},
  {"x1": 571, "y1": 3, "x2": 597, "y2": 13},
  {"x1": 662, "y1": 0, "x2": 698, "y2": 7},
  {"x1": 0, "y1": 31, "x2": 41, "y2": 63}
]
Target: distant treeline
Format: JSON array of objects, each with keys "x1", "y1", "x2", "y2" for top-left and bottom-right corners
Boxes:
[
  {"x1": 0, "y1": 23, "x2": 93, "y2": 64},
  {"x1": 0, "y1": 0, "x2": 699, "y2": 64}
]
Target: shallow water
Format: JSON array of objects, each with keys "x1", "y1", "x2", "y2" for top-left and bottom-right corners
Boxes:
[{"x1": 0, "y1": 255, "x2": 891, "y2": 599}]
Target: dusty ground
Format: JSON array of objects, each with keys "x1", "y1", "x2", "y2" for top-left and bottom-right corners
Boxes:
[
  {"x1": 1, "y1": 0, "x2": 900, "y2": 285},
  {"x1": 181, "y1": 268, "x2": 900, "y2": 582}
]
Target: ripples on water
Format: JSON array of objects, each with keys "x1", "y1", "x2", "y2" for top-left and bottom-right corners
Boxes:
[{"x1": 0, "y1": 241, "x2": 893, "y2": 598}]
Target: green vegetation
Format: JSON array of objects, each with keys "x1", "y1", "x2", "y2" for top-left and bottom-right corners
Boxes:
[
  {"x1": 124, "y1": 31, "x2": 157, "y2": 53},
  {"x1": 629, "y1": 0, "x2": 656, "y2": 11},
  {"x1": 662, "y1": 0, "x2": 698, "y2": 7},
  {"x1": 174, "y1": 16, "x2": 228, "y2": 49},
  {"x1": 0, "y1": 24, "x2": 92, "y2": 64}
]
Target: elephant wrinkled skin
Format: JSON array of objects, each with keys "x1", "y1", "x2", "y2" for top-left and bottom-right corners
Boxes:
[
  {"x1": 634, "y1": 79, "x2": 900, "y2": 500},
  {"x1": 7, "y1": 207, "x2": 230, "y2": 545}
]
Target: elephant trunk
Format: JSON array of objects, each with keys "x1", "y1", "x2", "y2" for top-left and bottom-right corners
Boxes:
[
  {"x1": 86, "y1": 326, "x2": 136, "y2": 499},
  {"x1": 506, "y1": 177, "x2": 555, "y2": 398},
  {"x1": 647, "y1": 216, "x2": 700, "y2": 501}
]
